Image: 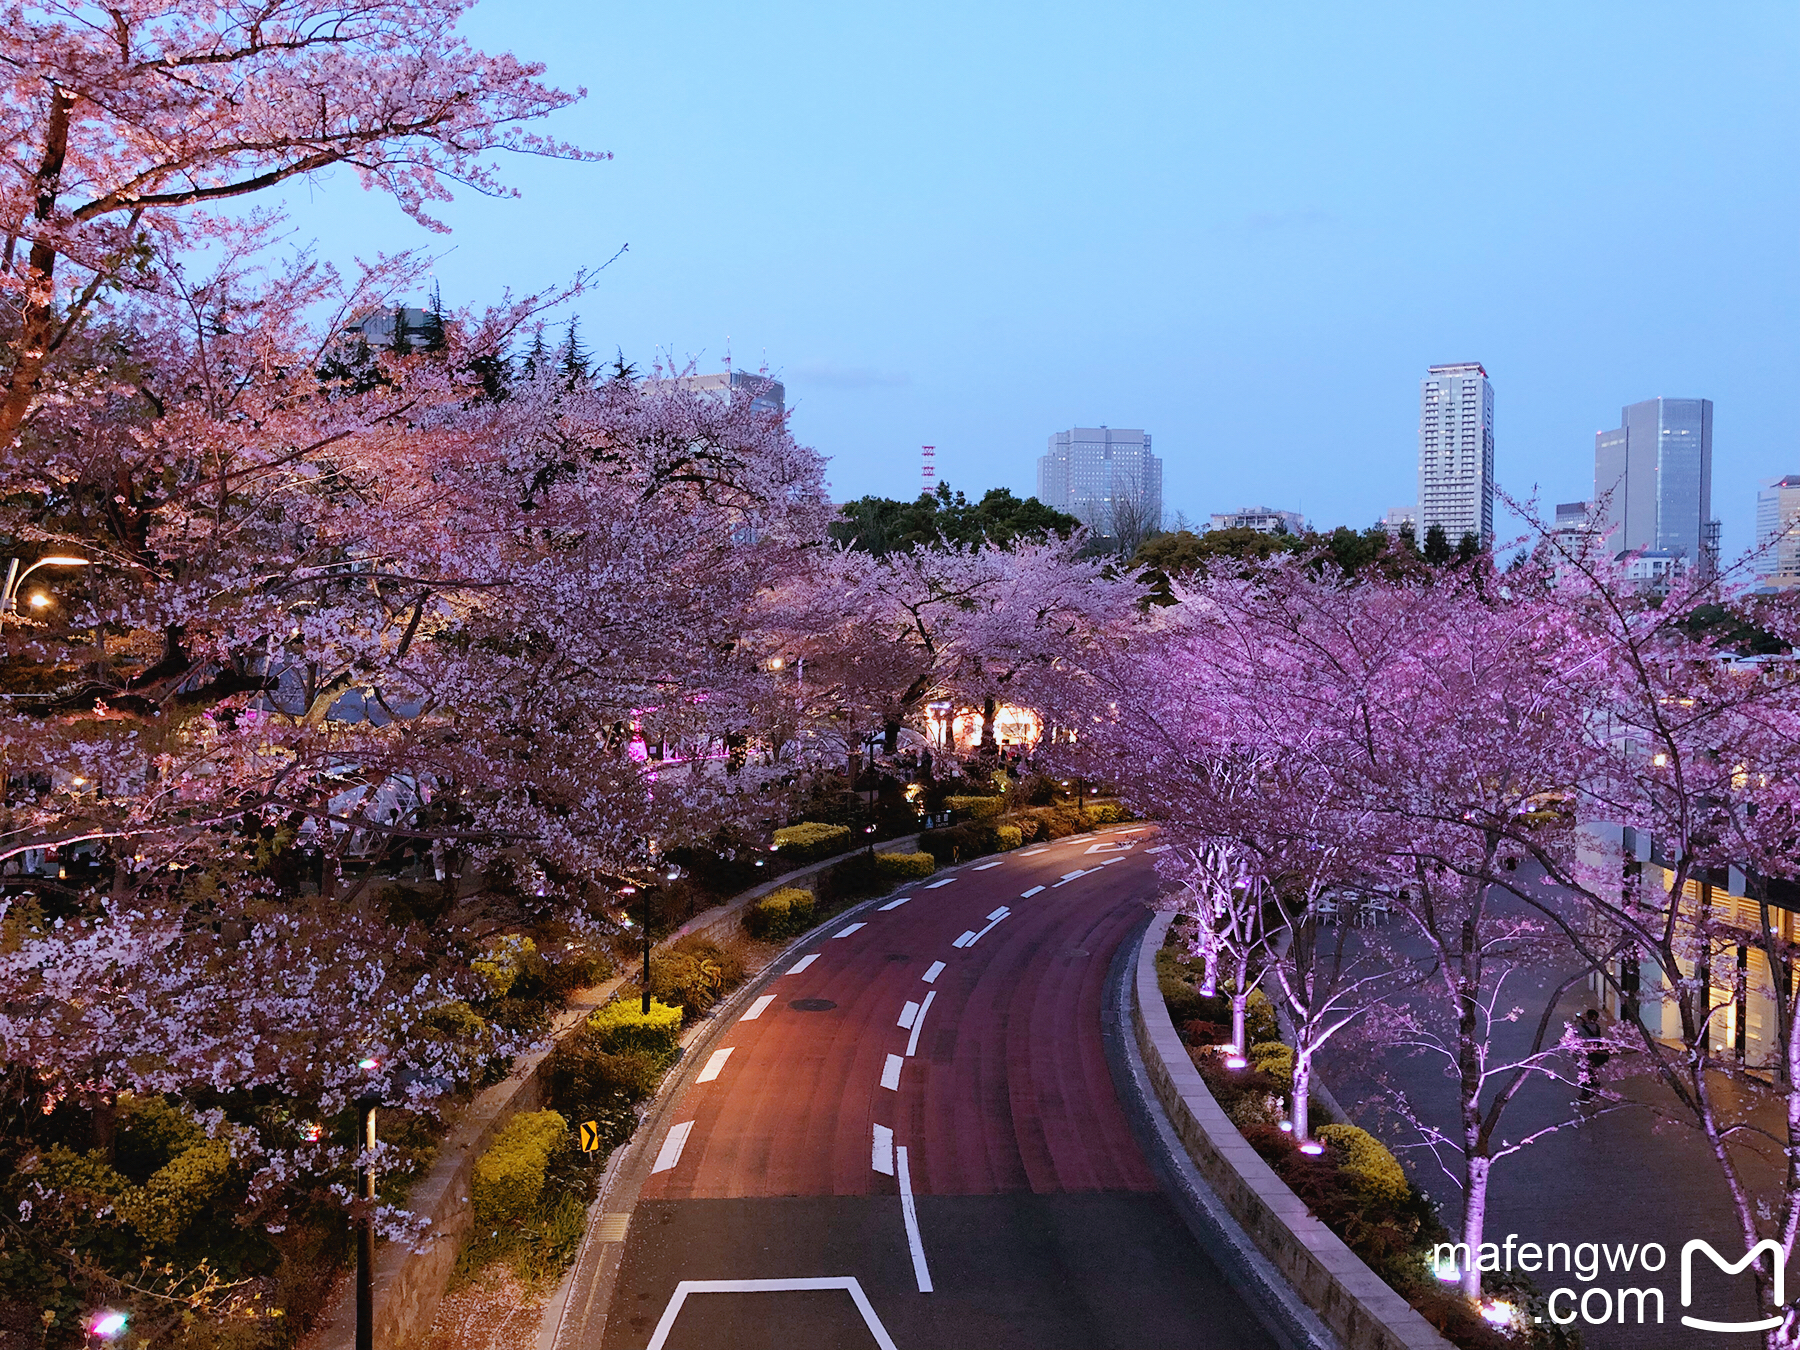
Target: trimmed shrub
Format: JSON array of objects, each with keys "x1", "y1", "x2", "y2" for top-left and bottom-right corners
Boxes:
[
  {"x1": 874, "y1": 851, "x2": 935, "y2": 883},
  {"x1": 586, "y1": 997, "x2": 683, "y2": 1060},
  {"x1": 1085, "y1": 801, "x2": 1129, "y2": 825},
  {"x1": 472, "y1": 933, "x2": 539, "y2": 999},
  {"x1": 994, "y1": 825, "x2": 1022, "y2": 850},
  {"x1": 919, "y1": 823, "x2": 989, "y2": 865},
  {"x1": 744, "y1": 886, "x2": 816, "y2": 941},
  {"x1": 1018, "y1": 774, "x2": 1058, "y2": 806},
  {"x1": 1244, "y1": 988, "x2": 1281, "y2": 1044},
  {"x1": 946, "y1": 794, "x2": 1005, "y2": 822},
  {"x1": 1249, "y1": 1040, "x2": 1294, "y2": 1088},
  {"x1": 771, "y1": 821, "x2": 853, "y2": 864},
  {"x1": 644, "y1": 936, "x2": 748, "y2": 1018},
  {"x1": 472, "y1": 1110, "x2": 567, "y2": 1230},
  {"x1": 816, "y1": 851, "x2": 885, "y2": 906},
  {"x1": 1317, "y1": 1124, "x2": 1410, "y2": 1207}
]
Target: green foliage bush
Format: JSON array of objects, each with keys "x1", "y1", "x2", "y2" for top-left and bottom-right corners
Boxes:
[
  {"x1": 1317, "y1": 1124, "x2": 1410, "y2": 1208},
  {"x1": 644, "y1": 936, "x2": 747, "y2": 1018},
  {"x1": 993, "y1": 825, "x2": 1022, "y2": 850},
  {"x1": 816, "y1": 851, "x2": 886, "y2": 906},
  {"x1": 874, "y1": 851, "x2": 936, "y2": 882},
  {"x1": 1249, "y1": 1041, "x2": 1294, "y2": 1089},
  {"x1": 1244, "y1": 988, "x2": 1281, "y2": 1045},
  {"x1": 472, "y1": 1110, "x2": 567, "y2": 1231},
  {"x1": 744, "y1": 887, "x2": 816, "y2": 941},
  {"x1": 1018, "y1": 774, "x2": 1058, "y2": 806},
  {"x1": 771, "y1": 821, "x2": 853, "y2": 864},
  {"x1": 919, "y1": 822, "x2": 990, "y2": 864},
  {"x1": 473, "y1": 933, "x2": 539, "y2": 999},
  {"x1": 586, "y1": 998, "x2": 683, "y2": 1060},
  {"x1": 946, "y1": 794, "x2": 1004, "y2": 821}
]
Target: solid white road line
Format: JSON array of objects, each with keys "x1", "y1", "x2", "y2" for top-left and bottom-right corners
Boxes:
[
  {"x1": 922, "y1": 960, "x2": 945, "y2": 983},
  {"x1": 741, "y1": 994, "x2": 776, "y2": 1021},
  {"x1": 652, "y1": 1120, "x2": 694, "y2": 1174},
  {"x1": 896, "y1": 1145, "x2": 934, "y2": 1293},
  {"x1": 1050, "y1": 869, "x2": 1090, "y2": 889},
  {"x1": 964, "y1": 910, "x2": 1009, "y2": 946},
  {"x1": 1020, "y1": 885, "x2": 1045, "y2": 897},
  {"x1": 833, "y1": 922, "x2": 866, "y2": 938},
  {"x1": 924, "y1": 878, "x2": 956, "y2": 889},
  {"x1": 880, "y1": 1053, "x2": 903, "y2": 1090},
  {"x1": 1099, "y1": 856, "x2": 1123, "y2": 866},
  {"x1": 905, "y1": 991, "x2": 936, "y2": 1056},
  {"x1": 1144, "y1": 844, "x2": 1171, "y2": 854},
  {"x1": 973, "y1": 860, "x2": 1004, "y2": 870},
  {"x1": 897, "y1": 1000, "x2": 920, "y2": 1029},
  {"x1": 1021, "y1": 848, "x2": 1049, "y2": 857},
  {"x1": 878, "y1": 896, "x2": 911, "y2": 910},
  {"x1": 872, "y1": 1123, "x2": 895, "y2": 1175},
  {"x1": 786, "y1": 953, "x2": 819, "y2": 974},
  {"x1": 646, "y1": 1279, "x2": 899, "y2": 1350},
  {"x1": 695, "y1": 1048, "x2": 734, "y2": 1083},
  {"x1": 952, "y1": 931, "x2": 976, "y2": 948}
]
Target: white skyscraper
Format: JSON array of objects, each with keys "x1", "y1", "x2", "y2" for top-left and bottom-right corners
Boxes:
[
  {"x1": 1037, "y1": 427, "x2": 1162, "y2": 539},
  {"x1": 1757, "y1": 475, "x2": 1800, "y2": 589},
  {"x1": 1417, "y1": 363, "x2": 1495, "y2": 547}
]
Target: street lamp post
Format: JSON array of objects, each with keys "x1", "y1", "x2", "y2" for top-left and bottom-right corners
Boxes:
[
  {"x1": 355, "y1": 1093, "x2": 377, "y2": 1350},
  {"x1": 1, "y1": 555, "x2": 89, "y2": 616}
]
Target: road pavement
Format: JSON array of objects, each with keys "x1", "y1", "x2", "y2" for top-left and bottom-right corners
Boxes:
[{"x1": 554, "y1": 829, "x2": 1280, "y2": 1350}]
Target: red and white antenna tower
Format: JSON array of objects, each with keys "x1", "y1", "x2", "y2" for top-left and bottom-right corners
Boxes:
[{"x1": 921, "y1": 445, "x2": 936, "y2": 492}]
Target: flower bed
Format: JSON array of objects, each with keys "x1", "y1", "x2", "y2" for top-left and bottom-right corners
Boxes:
[{"x1": 1158, "y1": 937, "x2": 1577, "y2": 1350}]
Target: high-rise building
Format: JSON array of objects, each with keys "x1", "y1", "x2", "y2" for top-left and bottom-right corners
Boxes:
[
  {"x1": 1756, "y1": 475, "x2": 1800, "y2": 589},
  {"x1": 652, "y1": 369, "x2": 785, "y2": 417},
  {"x1": 1417, "y1": 363, "x2": 1495, "y2": 547},
  {"x1": 1038, "y1": 427, "x2": 1162, "y2": 537},
  {"x1": 1209, "y1": 506, "x2": 1307, "y2": 535},
  {"x1": 1593, "y1": 398, "x2": 1717, "y2": 570}
]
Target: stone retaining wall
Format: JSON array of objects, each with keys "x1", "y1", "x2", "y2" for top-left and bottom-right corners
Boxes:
[{"x1": 1132, "y1": 911, "x2": 1454, "y2": 1350}]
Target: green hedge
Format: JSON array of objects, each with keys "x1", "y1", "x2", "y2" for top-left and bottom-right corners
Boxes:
[
  {"x1": 744, "y1": 886, "x2": 816, "y2": 941},
  {"x1": 586, "y1": 997, "x2": 684, "y2": 1060},
  {"x1": 472, "y1": 1110, "x2": 567, "y2": 1230},
  {"x1": 874, "y1": 851, "x2": 935, "y2": 882},
  {"x1": 1315, "y1": 1124, "x2": 1409, "y2": 1207},
  {"x1": 994, "y1": 825, "x2": 1022, "y2": 850},
  {"x1": 771, "y1": 821, "x2": 853, "y2": 864},
  {"x1": 946, "y1": 795, "x2": 1005, "y2": 822}
]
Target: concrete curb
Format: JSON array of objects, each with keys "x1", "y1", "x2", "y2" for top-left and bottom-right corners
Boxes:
[
  {"x1": 1132, "y1": 911, "x2": 1455, "y2": 1350},
  {"x1": 302, "y1": 835, "x2": 922, "y2": 1350},
  {"x1": 1103, "y1": 907, "x2": 1341, "y2": 1350}
]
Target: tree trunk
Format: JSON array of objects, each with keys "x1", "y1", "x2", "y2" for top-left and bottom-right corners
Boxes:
[
  {"x1": 1230, "y1": 991, "x2": 1248, "y2": 1054},
  {"x1": 883, "y1": 718, "x2": 900, "y2": 755},
  {"x1": 1460, "y1": 1154, "x2": 1491, "y2": 1299},
  {"x1": 0, "y1": 85, "x2": 75, "y2": 450},
  {"x1": 1291, "y1": 1047, "x2": 1312, "y2": 1142}
]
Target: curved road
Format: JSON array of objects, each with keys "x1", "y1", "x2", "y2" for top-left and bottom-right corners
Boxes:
[{"x1": 557, "y1": 829, "x2": 1278, "y2": 1350}]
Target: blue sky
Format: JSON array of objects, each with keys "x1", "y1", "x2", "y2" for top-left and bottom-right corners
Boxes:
[{"x1": 282, "y1": 1, "x2": 1799, "y2": 554}]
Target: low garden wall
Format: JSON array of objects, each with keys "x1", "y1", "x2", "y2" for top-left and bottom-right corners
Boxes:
[
  {"x1": 1132, "y1": 911, "x2": 1453, "y2": 1350},
  {"x1": 303, "y1": 835, "x2": 920, "y2": 1350}
]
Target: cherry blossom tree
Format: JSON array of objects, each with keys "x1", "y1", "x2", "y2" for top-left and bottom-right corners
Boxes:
[{"x1": 0, "y1": 0, "x2": 602, "y2": 449}]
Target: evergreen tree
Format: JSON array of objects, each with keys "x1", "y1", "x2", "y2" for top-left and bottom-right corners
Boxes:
[
  {"x1": 1423, "y1": 522, "x2": 1451, "y2": 565},
  {"x1": 421, "y1": 282, "x2": 448, "y2": 353},
  {"x1": 558, "y1": 316, "x2": 591, "y2": 385}
]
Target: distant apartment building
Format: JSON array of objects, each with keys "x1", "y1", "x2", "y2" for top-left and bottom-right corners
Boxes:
[
  {"x1": 1417, "y1": 363, "x2": 1495, "y2": 547},
  {"x1": 1551, "y1": 500, "x2": 1597, "y2": 556},
  {"x1": 1384, "y1": 505, "x2": 1419, "y2": 535},
  {"x1": 1593, "y1": 398, "x2": 1718, "y2": 572},
  {"x1": 1756, "y1": 475, "x2": 1800, "y2": 589},
  {"x1": 649, "y1": 369, "x2": 786, "y2": 417},
  {"x1": 1037, "y1": 428, "x2": 1162, "y2": 537},
  {"x1": 343, "y1": 305, "x2": 439, "y2": 350},
  {"x1": 1209, "y1": 506, "x2": 1307, "y2": 535}
]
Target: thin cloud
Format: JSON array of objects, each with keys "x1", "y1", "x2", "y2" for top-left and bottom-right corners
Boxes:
[{"x1": 792, "y1": 361, "x2": 911, "y2": 389}]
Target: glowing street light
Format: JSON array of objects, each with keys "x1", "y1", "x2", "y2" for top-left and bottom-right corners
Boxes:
[
  {"x1": 1, "y1": 554, "x2": 88, "y2": 615},
  {"x1": 89, "y1": 1311, "x2": 129, "y2": 1338}
]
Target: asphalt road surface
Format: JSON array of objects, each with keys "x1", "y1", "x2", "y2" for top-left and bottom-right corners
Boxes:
[{"x1": 563, "y1": 829, "x2": 1279, "y2": 1350}]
